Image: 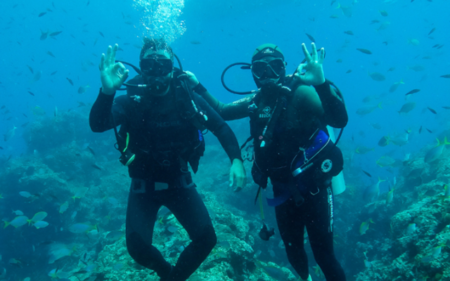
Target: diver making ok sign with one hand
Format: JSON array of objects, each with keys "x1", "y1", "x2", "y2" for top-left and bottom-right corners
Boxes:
[
  {"x1": 193, "y1": 42, "x2": 348, "y2": 281},
  {"x1": 90, "y1": 39, "x2": 246, "y2": 281}
]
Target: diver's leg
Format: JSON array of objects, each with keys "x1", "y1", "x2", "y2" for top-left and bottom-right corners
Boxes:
[
  {"x1": 306, "y1": 184, "x2": 346, "y2": 281},
  {"x1": 164, "y1": 187, "x2": 216, "y2": 281},
  {"x1": 275, "y1": 193, "x2": 309, "y2": 279},
  {"x1": 125, "y1": 179, "x2": 172, "y2": 279}
]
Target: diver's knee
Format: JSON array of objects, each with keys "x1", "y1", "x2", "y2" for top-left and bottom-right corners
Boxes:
[
  {"x1": 126, "y1": 233, "x2": 146, "y2": 263},
  {"x1": 197, "y1": 224, "x2": 217, "y2": 250}
]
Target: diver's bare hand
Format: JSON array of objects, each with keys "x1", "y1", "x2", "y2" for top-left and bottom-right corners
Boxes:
[
  {"x1": 230, "y1": 159, "x2": 246, "y2": 192},
  {"x1": 295, "y1": 43, "x2": 325, "y2": 86},
  {"x1": 99, "y1": 44, "x2": 129, "y2": 95},
  {"x1": 178, "y1": 71, "x2": 200, "y2": 89}
]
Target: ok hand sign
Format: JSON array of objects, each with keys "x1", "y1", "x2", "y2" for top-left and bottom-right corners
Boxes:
[{"x1": 294, "y1": 43, "x2": 326, "y2": 86}]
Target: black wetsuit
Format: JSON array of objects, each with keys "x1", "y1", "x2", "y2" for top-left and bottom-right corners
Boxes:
[
  {"x1": 89, "y1": 75, "x2": 241, "y2": 281},
  {"x1": 198, "y1": 80, "x2": 347, "y2": 281}
]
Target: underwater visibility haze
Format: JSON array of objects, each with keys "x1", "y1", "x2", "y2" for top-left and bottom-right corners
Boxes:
[{"x1": 1, "y1": 0, "x2": 450, "y2": 280}]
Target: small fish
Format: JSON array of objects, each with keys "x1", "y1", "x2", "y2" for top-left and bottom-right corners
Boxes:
[
  {"x1": 40, "y1": 30, "x2": 49, "y2": 40},
  {"x1": 424, "y1": 137, "x2": 450, "y2": 163},
  {"x1": 344, "y1": 30, "x2": 354, "y2": 35},
  {"x1": 29, "y1": 211, "x2": 48, "y2": 224},
  {"x1": 27, "y1": 65, "x2": 34, "y2": 74},
  {"x1": 12, "y1": 210, "x2": 23, "y2": 216},
  {"x1": 419, "y1": 126, "x2": 422, "y2": 134},
  {"x1": 259, "y1": 224, "x2": 275, "y2": 241},
  {"x1": 441, "y1": 74, "x2": 450, "y2": 79},
  {"x1": 371, "y1": 123, "x2": 382, "y2": 130},
  {"x1": 4, "y1": 216, "x2": 29, "y2": 228},
  {"x1": 92, "y1": 163, "x2": 103, "y2": 170},
  {"x1": 47, "y1": 51, "x2": 56, "y2": 58},
  {"x1": 99, "y1": 31, "x2": 104, "y2": 37},
  {"x1": 377, "y1": 21, "x2": 391, "y2": 31},
  {"x1": 389, "y1": 79, "x2": 404, "y2": 93},
  {"x1": 346, "y1": 69, "x2": 352, "y2": 74},
  {"x1": 356, "y1": 48, "x2": 372, "y2": 55},
  {"x1": 405, "y1": 89, "x2": 420, "y2": 96},
  {"x1": 78, "y1": 85, "x2": 90, "y2": 94},
  {"x1": 38, "y1": 12, "x2": 47, "y2": 17},
  {"x1": 442, "y1": 106, "x2": 450, "y2": 110},
  {"x1": 33, "y1": 71, "x2": 42, "y2": 82},
  {"x1": 362, "y1": 170, "x2": 372, "y2": 177},
  {"x1": 305, "y1": 33, "x2": 315, "y2": 42},
  {"x1": 368, "y1": 72, "x2": 385, "y2": 81},
  {"x1": 28, "y1": 91, "x2": 35, "y2": 96},
  {"x1": 69, "y1": 223, "x2": 94, "y2": 234},
  {"x1": 364, "y1": 259, "x2": 372, "y2": 268},
  {"x1": 34, "y1": 221, "x2": 49, "y2": 229},
  {"x1": 387, "y1": 67, "x2": 395, "y2": 72},
  {"x1": 426, "y1": 128, "x2": 433, "y2": 134},
  {"x1": 355, "y1": 146, "x2": 374, "y2": 154},
  {"x1": 390, "y1": 132, "x2": 409, "y2": 146},
  {"x1": 8, "y1": 258, "x2": 22, "y2": 267},
  {"x1": 59, "y1": 201, "x2": 69, "y2": 214},
  {"x1": 359, "y1": 219, "x2": 374, "y2": 235},
  {"x1": 386, "y1": 187, "x2": 394, "y2": 204},
  {"x1": 50, "y1": 31, "x2": 62, "y2": 37},
  {"x1": 87, "y1": 146, "x2": 95, "y2": 156},
  {"x1": 356, "y1": 103, "x2": 382, "y2": 116},
  {"x1": 406, "y1": 223, "x2": 416, "y2": 235},
  {"x1": 427, "y1": 107, "x2": 437, "y2": 114},
  {"x1": 408, "y1": 64, "x2": 425, "y2": 72},
  {"x1": 66, "y1": 78, "x2": 74, "y2": 86},
  {"x1": 33, "y1": 106, "x2": 46, "y2": 116},
  {"x1": 50, "y1": 71, "x2": 57, "y2": 75},
  {"x1": 444, "y1": 185, "x2": 450, "y2": 197},
  {"x1": 4, "y1": 127, "x2": 17, "y2": 142},
  {"x1": 336, "y1": 3, "x2": 353, "y2": 17},
  {"x1": 428, "y1": 28, "x2": 436, "y2": 36},
  {"x1": 408, "y1": 38, "x2": 420, "y2": 46},
  {"x1": 398, "y1": 102, "x2": 416, "y2": 114},
  {"x1": 190, "y1": 41, "x2": 201, "y2": 45},
  {"x1": 379, "y1": 10, "x2": 388, "y2": 16},
  {"x1": 422, "y1": 246, "x2": 443, "y2": 263},
  {"x1": 364, "y1": 178, "x2": 385, "y2": 201},
  {"x1": 376, "y1": 156, "x2": 396, "y2": 167}
]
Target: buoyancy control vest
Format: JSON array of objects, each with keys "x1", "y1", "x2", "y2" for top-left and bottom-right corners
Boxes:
[
  {"x1": 248, "y1": 77, "x2": 344, "y2": 194},
  {"x1": 114, "y1": 69, "x2": 206, "y2": 178}
]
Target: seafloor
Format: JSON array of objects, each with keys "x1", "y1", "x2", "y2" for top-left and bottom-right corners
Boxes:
[{"x1": 1, "y1": 108, "x2": 449, "y2": 281}]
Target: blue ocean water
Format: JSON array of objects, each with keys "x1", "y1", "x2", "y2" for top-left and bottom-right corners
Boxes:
[{"x1": 1, "y1": 0, "x2": 450, "y2": 280}]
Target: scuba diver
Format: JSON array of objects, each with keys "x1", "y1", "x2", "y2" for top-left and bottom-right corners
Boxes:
[
  {"x1": 189, "y1": 43, "x2": 348, "y2": 281},
  {"x1": 89, "y1": 38, "x2": 246, "y2": 281}
]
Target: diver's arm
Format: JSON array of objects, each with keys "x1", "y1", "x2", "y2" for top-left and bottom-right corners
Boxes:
[
  {"x1": 314, "y1": 81, "x2": 348, "y2": 128},
  {"x1": 194, "y1": 95, "x2": 242, "y2": 162},
  {"x1": 89, "y1": 91, "x2": 126, "y2": 132},
  {"x1": 91, "y1": 43, "x2": 130, "y2": 132},
  {"x1": 293, "y1": 43, "x2": 348, "y2": 128},
  {"x1": 195, "y1": 94, "x2": 247, "y2": 190},
  {"x1": 195, "y1": 87, "x2": 251, "y2": 121}
]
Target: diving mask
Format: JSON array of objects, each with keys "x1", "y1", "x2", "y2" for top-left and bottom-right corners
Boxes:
[
  {"x1": 251, "y1": 58, "x2": 286, "y2": 80},
  {"x1": 140, "y1": 56, "x2": 173, "y2": 77}
]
